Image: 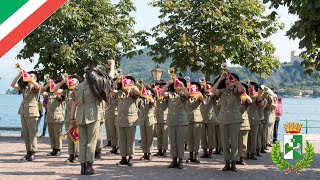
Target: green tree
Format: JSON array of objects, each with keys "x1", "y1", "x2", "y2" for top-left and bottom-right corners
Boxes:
[
  {"x1": 264, "y1": 0, "x2": 320, "y2": 77},
  {"x1": 17, "y1": 0, "x2": 138, "y2": 79},
  {"x1": 143, "y1": 0, "x2": 283, "y2": 79}
]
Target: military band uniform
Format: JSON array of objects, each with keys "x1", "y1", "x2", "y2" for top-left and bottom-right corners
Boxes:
[
  {"x1": 247, "y1": 100, "x2": 260, "y2": 159},
  {"x1": 106, "y1": 95, "x2": 119, "y2": 150},
  {"x1": 64, "y1": 89, "x2": 79, "y2": 159},
  {"x1": 238, "y1": 104, "x2": 250, "y2": 163},
  {"x1": 155, "y1": 98, "x2": 169, "y2": 156},
  {"x1": 200, "y1": 95, "x2": 216, "y2": 157},
  {"x1": 266, "y1": 97, "x2": 276, "y2": 146},
  {"x1": 47, "y1": 92, "x2": 65, "y2": 155},
  {"x1": 116, "y1": 89, "x2": 139, "y2": 165},
  {"x1": 138, "y1": 98, "x2": 156, "y2": 158},
  {"x1": 95, "y1": 100, "x2": 106, "y2": 158},
  {"x1": 213, "y1": 101, "x2": 222, "y2": 153},
  {"x1": 18, "y1": 85, "x2": 41, "y2": 156},
  {"x1": 167, "y1": 92, "x2": 189, "y2": 166},
  {"x1": 186, "y1": 97, "x2": 203, "y2": 162},
  {"x1": 257, "y1": 99, "x2": 267, "y2": 152},
  {"x1": 216, "y1": 88, "x2": 242, "y2": 164},
  {"x1": 73, "y1": 80, "x2": 100, "y2": 165}
]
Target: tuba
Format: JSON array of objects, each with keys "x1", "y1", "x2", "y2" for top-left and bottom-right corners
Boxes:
[
  {"x1": 15, "y1": 63, "x2": 32, "y2": 82},
  {"x1": 260, "y1": 85, "x2": 276, "y2": 97}
]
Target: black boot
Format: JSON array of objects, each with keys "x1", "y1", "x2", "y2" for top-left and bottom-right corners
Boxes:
[
  {"x1": 200, "y1": 148, "x2": 208, "y2": 158},
  {"x1": 222, "y1": 160, "x2": 230, "y2": 171},
  {"x1": 162, "y1": 150, "x2": 167, "y2": 157},
  {"x1": 239, "y1": 157, "x2": 246, "y2": 165},
  {"x1": 55, "y1": 149, "x2": 61, "y2": 156},
  {"x1": 21, "y1": 151, "x2": 31, "y2": 160},
  {"x1": 117, "y1": 157, "x2": 128, "y2": 166},
  {"x1": 128, "y1": 157, "x2": 134, "y2": 166},
  {"x1": 47, "y1": 148, "x2": 56, "y2": 156},
  {"x1": 251, "y1": 153, "x2": 258, "y2": 160},
  {"x1": 95, "y1": 149, "x2": 102, "y2": 159},
  {"x1": 81, "y1": 163, "x2": 86, "y2": 175},
  {"x1": 193, "y1": 152, "x2": 200, "y2": 163},
  {"x1": 176, "y1": 158, "x2": 184, "y2": 169},
  {"x1": 214, "y1": 147, "x2": 219, "y2": 154},
  {"x1": 72, "y1": 155, "x2": 79, "y2": 163},
  {"x1": 146, "y1": 153, "x2": 152, "y2": 160},
  {"x1": 85, "y1": 163, "x2": 96, "y2": 175},
  {"x1": 153, "y1": 150, "x2": 163, "y2": 156},
  {"x1": 107, "y1": 141, "x2": 111, "y2": 147},
  {"x1": 231, "y1": 161, "x2": 237, "y2": 172},
  {"x1": 260, "y1": 148, "x2": 267, "y2": 153},
  {"x1": 208, "y1": 149, "x2": 213, "y2": 158},
  {"x1": 186, "y1": 152, "x2": 193, "y2": 163},
  {"x1": 65, "y1": 154, "x2": 74, "y2": 163},
  {"x1": 26, "y1": 151, "x2": 35, "y2": 161},
  {"x1": 168, "y1": 158, "x2": 177, "y2": 168},
  {"x1": 184, "y1": 144, "x2": 188, "y2": 151},
  {"x1": 219, "y1": 147, "x2": 223, "y2": 154},
  {"x1": 256, "y1": 149, "x2": 261, "y2": 156},
  {"x1": 140, "y1": 153, "x2": 148, "y2": 160},
  {"x1": 110, "y1": 146, "x2": 118, "y2": 154}
]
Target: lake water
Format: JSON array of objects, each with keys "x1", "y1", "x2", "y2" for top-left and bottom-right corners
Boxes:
[{"x1": 1, "y1": 95, "x2": 320, "y2": 140}]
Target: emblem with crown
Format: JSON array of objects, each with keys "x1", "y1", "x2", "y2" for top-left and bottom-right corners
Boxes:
[{"x1": 283, "y1": 123, "x2": 303, "y2": 134}]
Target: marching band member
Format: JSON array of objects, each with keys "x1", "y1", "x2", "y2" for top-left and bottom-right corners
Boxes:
[
  {"x1": 186, "y1": 82, "x2": 204, "y2": 163},
  {"x1": 212, "y1": 72, "x2": 244, "y2": 172},
  {"x1": 115, "y1": 75, "x2": 140, "y2": 166},
  {"x1": 266, "y1": 93, "x2": 278, "y2": 147},
  {"x1": 53, "y1": 74, "x2": 82, "y2": 163},
  {"x1": 161, "y1": 76, "x2": 189, "y2": 169},
  {"x1": 71, "y1": 60, "x2": 115, "y2": 175},
  {"x1": 237, "y1": 83, "x2": 252, "y2": 165},
  {"x1": 138, "y1": 83, "x2": 156, "y2": 160},
  {"x1": 11, "y1": 67, "x2": 40, "y2": 161},
  {"x1": 95, "y1": 100, "x2": 106, "y2": 159},
  {"x1": 106, "y1": 78, "x2": 120, "y2": 154},
  {"x1": 247, "y1": 82, "x2": 260, "y2": 160},
  {"x1": 154, "y1": 81, "x2": 169, "y2": 157},
  {"x1": 257, "y1": 86, "x2": 268, "y2": 153},
  {"x1": 200, "y1": 81, "x2": 216, "y2": 158},
  {"x1": 41, "y1": 79, "x2": 65, "y2": 157}
]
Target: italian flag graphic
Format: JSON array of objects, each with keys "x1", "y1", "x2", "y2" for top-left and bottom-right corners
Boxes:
[
  {"x1": 284, "y1": 134, "x2": 303, "y2": 160},
  {"x1": 0, "y1": 0, "x2": 67, "y2": 58}
]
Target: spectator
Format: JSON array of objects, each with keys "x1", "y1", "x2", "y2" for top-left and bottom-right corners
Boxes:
[
  {"x1": 40, "y1": 95, "x2": 48, "y2": 137},
  {"x1": 273, "y1": 92, "x2": 282, "y2": 143}
]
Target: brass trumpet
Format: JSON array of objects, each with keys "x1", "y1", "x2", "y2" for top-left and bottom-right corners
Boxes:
[
  {"x1": 115, "y1": 68, "x2": 122, "y2": 78},
  {"x1": 44, "y1": 74, "x2": 50, "y2": 82},
  {"x1": 59, "y1": 122, "x2": 77, "y2": 141},
  {"x1": 149, "y1": 83, "x2": 156, "y2": 89},
  {"x1": 138, "y1": 79, "x2": 143, "y2": 85},
  {"x1": 15, "y1": 63, "x2": 22, "y2": 71}
]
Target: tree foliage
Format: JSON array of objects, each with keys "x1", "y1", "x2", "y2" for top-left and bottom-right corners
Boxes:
[
  {"x1": 17, "y1": 0, "x2": 138, "y2": 79},
  {"x1": 142, "y1": 0, "x2": 283, "y2": 79},
  {"x1": 264, "y1": 0, "x2": 320, "y2": 77}
]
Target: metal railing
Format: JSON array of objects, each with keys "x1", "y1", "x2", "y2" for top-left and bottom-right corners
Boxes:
[{"x1": 299, "y1": 119, "x2": 320, "y2": 134}]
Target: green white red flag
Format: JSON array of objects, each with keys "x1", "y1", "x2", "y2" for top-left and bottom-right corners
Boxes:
[{"x1": 0, "y1": 0, "x2": 68, "y2": 58}]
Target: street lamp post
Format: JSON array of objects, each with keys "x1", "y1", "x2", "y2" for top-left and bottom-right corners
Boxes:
[{"x1": 151, "y1": 65, "x2": 163, "y2": 82}]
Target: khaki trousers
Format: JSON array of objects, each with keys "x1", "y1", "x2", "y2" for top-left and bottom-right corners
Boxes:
[
  {"x1": 238, "y1": 130, "x2": 249, "y2": 157},
  {"x1": 169, "y1": 126, "x2": 186, "y2": 159},
  {"x1": 220, "y1": 123, "x2": 241, "y2": 161},
  {"x1": 140, "y1": 124, "x2": 154, "y2": 153},
  {"x1": 201, "y1": 123, "x2": 215, "y2": 149},
  {"x1": 214, "y1": 124, "x2": 222, "y2": 147},
  {"x1": 156, "y1": 123, "x2": 168, "y2": 150},
  {"x1": 105, "y1": 119, "x2": 111, "y2": 142},
  {"x1": 187, "y1": 123, "x2": 202, "y2": 152},
  {"x1": 21, "y1": 116, "x2": 38, "y2": 152},
  {"x1": 96, "y1": 122, "x2": 104, "y2": 150},
  {"x1": 65, "y1": 122, "x2": 79, "y2": 155},
  {"x1": 118, "y1": 126, "x2": 136, "y2": 157},
  {"x1": 267, "y1": 122, "x2": 275, "y2": 145},
  {"x1": 106, "y1": 117, "x2": 118, "y2": 146},
  {"x1": 48, "y1": 123, "x2": 63, "y2": 149},
  {"x1": 262, "y1": 123, "x2": 268, "y2": 149},
  {"x1": 257, "y1": 123, "x2": 263, "y2": 149},
  {"x1": 78, "y1": 121, "x2": 99, "y2": 163},
  {"x1": 248, "y1": 125, "x2": 259, "y2": 153}
]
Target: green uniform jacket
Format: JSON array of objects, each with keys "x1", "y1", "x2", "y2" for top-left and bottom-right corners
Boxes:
[
  {"x1": 200, "y1": 95, "x2": 216, "y2": 124},
  {"x1": 240, "y1": 105, "x2": 250, "y2": 130},
  {"x1": 167, "y1": 92, "x2": 188, "y2": 126},
  {"x1": 74, "y1": 80, "x2": 102, "y2": 125},
  {"x1": 46, "y1": 92, "x2": 65, "y2": 123},
  {"x1": 155, "y1": 98, "x2": 168, "y2": 124},
  {"x1": 248, "y1": 100, "x2": 260, "y2": 126},
  {"x1": 116, "y1": 90, "x2": 139, "y2": 127},
  {"x1": 106, "y1": 95, "x2": 118, "y2": 125},
  {"x1": 138, "y1": 98, "x2": 156, "y2": 126},
  {"x1": 18, "y1": 85, "x2": 41, "y2": 118},
  {"x1": 64, "y1": 89, "x2": 73, "y2": 122},
  {"x1": 187, "y1": 98, "x2": 203, "y2": 123},
  {"x1": 216, "y1": 88, "x2": 242, "y2": 124}
]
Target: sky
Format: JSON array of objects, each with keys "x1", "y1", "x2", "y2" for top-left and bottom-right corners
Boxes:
[{"x1": 0, "y1": 0, "x2": 300, "y2": 94}]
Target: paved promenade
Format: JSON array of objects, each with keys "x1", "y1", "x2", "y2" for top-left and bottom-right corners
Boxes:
[{"x1": 0, "y1": 134, "x2": 319, "y2": 180}]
